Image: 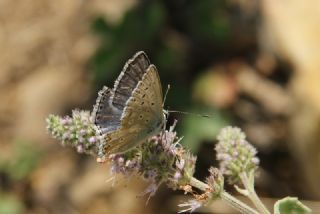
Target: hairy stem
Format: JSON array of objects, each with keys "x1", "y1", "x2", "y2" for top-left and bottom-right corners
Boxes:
[
  {"x1": 240, "y1": 172, "x2": 270, "y2": 214},
  {"x1": 220, "y1": 191, "x2": 259, "y2": 214},
  {"x1": 189, "y1": 177, "x2": 210, "y2": 191},
  {"x1": 189, "y1": 177, "x2": 259, "y2": 214}
]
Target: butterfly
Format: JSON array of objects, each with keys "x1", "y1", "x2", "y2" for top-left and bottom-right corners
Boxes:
[{"x1": 92, "y1": 51, "x2": 165, "y2": 161}]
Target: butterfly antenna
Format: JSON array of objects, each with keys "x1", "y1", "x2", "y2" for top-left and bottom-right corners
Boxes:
[
  {"x1": 162, "y1": 107, "x2": 169, "y2": 133},
  {"x1": 162, "y1": 84, "x2": 170, "y2": 108},
  {"x1": 168, "y1": 110, "x2": 212, "y2": 118}
]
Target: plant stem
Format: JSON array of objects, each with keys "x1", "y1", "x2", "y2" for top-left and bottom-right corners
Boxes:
[
  {"x1": 220, "y1": 191, "x2": 260, "y2": 214},
  {"x1": 189, "y1": 177, "x2": 210, "y2": 191},
  {"x1": 189, "y1": 177, "x2": 259, "y2": 214},
  {"x1": 240, "y1": 172, "x2": 270, "y2": 214}
]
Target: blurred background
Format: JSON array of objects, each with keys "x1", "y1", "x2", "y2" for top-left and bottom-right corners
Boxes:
[{"x1": 1, "y1": 0, "x2": 320, "y2": 213}]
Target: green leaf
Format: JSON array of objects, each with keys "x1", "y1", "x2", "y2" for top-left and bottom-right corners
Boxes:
[{"x1": 274, "y1": 197, "x2": 311, "y2": 214}]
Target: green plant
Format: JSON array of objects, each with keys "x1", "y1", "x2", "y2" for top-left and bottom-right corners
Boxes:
[{"x1": 46, "y1": 110, "x2": 311, "y2": 213}]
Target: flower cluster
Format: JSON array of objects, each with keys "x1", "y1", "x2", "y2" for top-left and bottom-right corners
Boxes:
[
  {"x1": 46, "y1": 112, "x2": 263, "y2": 213},
  {"x1": 205, "y1": 167, "x2": 224, "y2": 199},
  {"x1": 46, "y1": 113, "x2": 197, "y2": 201},
  {"x1": 108, "y1": 151, "x2": 141, "y2": 177},
  {"x1": 215, "y1": 126, "x2": 259, "y2": 184},
  {"x1": 107, "y1": 122, "x2": 197, "y2": 197},
  {"x1": 46, "y1": 110, "x2": 100, "y2": 155}
]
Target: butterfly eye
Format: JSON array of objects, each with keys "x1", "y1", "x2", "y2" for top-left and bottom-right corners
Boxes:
[
  {"x1": 151, "y1": 102, "x2": 154, "y2": 106},
  {"x1": 139, "y1": 115, "x2": 143, "y2": 119}
]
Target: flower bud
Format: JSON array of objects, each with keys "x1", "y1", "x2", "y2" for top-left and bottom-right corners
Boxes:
[{"x1": 215, "y1": 126, "x2": 259, "y2": 183}]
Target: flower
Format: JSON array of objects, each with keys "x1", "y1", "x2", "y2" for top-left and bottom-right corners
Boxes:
[
  {"x1": 46, "y1": 110, "x2": 99, "y2": 156},
  {"x1": 178, "y1": 199, "x2": 202, "y2": 213},
  {"x1": 47, "y1": 112, "x2": 198, "y2": 203},
  {"x1": 215, "y1": 126, "x2": 259, "y2": 184},
  {"x1": 205, "y1": 167, "x2": 224, "y2": 198}
]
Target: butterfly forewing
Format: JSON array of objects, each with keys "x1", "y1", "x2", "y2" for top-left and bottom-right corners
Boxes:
[
  {"x1": 103, "y1": 65, "x2": 164, "y2": 154},
  {"x1": 112, "y1": 51, "x2": 150, "y2": 110}
]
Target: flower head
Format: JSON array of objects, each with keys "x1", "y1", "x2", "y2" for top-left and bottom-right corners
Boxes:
[
  {"x1": 215, "y1": 126, "x2": 259, "y2": 184},
  {"x1": 205, "y1": 167, "x2": 224, "y2": 198},
  {"x1": 105, "y1": 121, "x2": 197, "y2": 201},
  {"x1": 47, "y1": 112, "x2": 197, "y2": 203},
  {"x1": 46, "y1": 110, "x2": 99, "y2": 155}
]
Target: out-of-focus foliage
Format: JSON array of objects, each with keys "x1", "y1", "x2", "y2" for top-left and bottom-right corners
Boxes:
[
  {"x1": 180, "y1": 109, "x2": 230, "y2": 152},
  {"x1": 0, "y1": 141, "x2": 38, "y2": 213},
  {"x1": 173, "y1": 0, "x2": 232, "y2": 44},
  {"x1": 0, "y1": 194, "x2": 24, "y2": 214},
  {"x1": 193, "y1": 67, "x2": 237, "y2": 108},
  {"x1": 91, "y1": 1, "x2": 166, "y2": 86},
  {"x1": 0, "y1": 141, "x2": 39, "y2": 181}
]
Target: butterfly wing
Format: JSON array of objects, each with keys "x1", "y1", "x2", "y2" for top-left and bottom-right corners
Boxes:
[
  {"x1": 102, "y1": 65, "x2": 164, "y2": 155},
  {"x1": 92, "y1": 52, "x2": 150, "y2": 134},
  {"x1": 91, "y1": 86, "x2": 121, "y2": 134},
  {"x1": 111, "y1": 51, "x2": 150, "y2": 110}
]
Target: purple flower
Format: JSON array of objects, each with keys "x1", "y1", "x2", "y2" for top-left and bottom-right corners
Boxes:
[
  {"x1": 62, "y1": 132, "x2": 70, "y2": 140},
  {"x1": 61, "y1": 117, "x2": 72, "y2": 125},
  {"x1": 205, "y1": 167, "x2": 224, "y2": 198},
  {"x1": 79, "y1": 129, "x2": 86, "y2": 136},
  {"x1": 145, "y1": 183, "x2": 158, "y2": 196},
  {"x1": 88, "y1": 136, "x2": 96, "y2": 144},
  {"x1": 178, "y1": 199, "x2": 202, "y2": 213},
  {"x1": 78, "y1": 136, "x2": 84, "y2": 143},
  {"x1": 176, "y1": 159, "x2": 185, "y2": 170},
  {"x1": 174, "y1": 171, "x2": 182, "y2": 181},
  {"x1": 77, "y1": 145, "x2": 84, "y2": 153}
]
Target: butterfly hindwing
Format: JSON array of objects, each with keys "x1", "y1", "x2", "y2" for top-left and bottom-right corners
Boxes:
[{"x1": 92, "y1": 86, "x2": 121, "y2": 134}]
